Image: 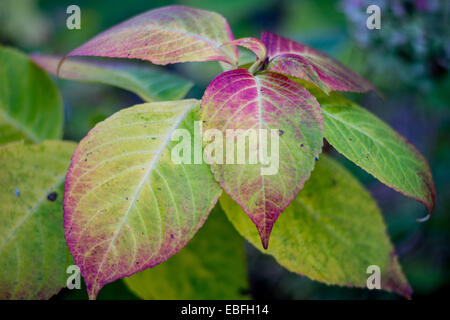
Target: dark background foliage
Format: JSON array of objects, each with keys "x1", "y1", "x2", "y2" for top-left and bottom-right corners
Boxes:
[{"x1": 1, "y1": 0, "x2": 448, "y2": 299}]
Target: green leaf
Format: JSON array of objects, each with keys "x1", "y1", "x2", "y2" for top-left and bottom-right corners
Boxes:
[
  {"x1": 30, "y1": 54, "x2": 194, "y2": 102},
  {"x1": 309, "y1": 87, "x2": 435, "y2": 215},
  {"x1": 124, "y1": 204, "x2": 249, "y2": 299},
  {"x1": 0, "y1": 140, "x2": 76, "y2": 299},
  {"x1": 221, "y1": 154, "x2": 412, "y2": 298},
  {"x1": 0, "y1": 46, "x2": 63, "y2": 145},
  {"x1": 64, "y1": 100, "x2": 222, "y2": 299}
]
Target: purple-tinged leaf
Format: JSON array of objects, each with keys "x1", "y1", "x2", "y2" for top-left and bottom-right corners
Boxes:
[
  {"x1": 267, "y1": 53, "x2": 328, "y2": 94},
  {"x1": 64, "y1": 100, "x2": 222, "y2": 299},
  {"x1": 224, "y1": 38, "x2": 267, "y2": 63},
  {"x1": 200, "y1": 69, "x2": 323, "y2": 248},
  {"x1": 67, "y1": 6, "x2": 238, "y2": 67},
  {"x1": 261, "y1": 32, "x2": 376, "y2": 93}
]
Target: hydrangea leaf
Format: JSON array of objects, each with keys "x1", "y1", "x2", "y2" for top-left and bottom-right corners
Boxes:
[
  {"x1": 314, "y1": 88, "x2": 435, "y2": 215},
  {"x1": 64, "y1": 99, "x2": 222, "y2": 299},
  {"x1": 224, "y1": 37, "x2": 267, "y2": 63},
  {"x1": 200, "y1": 69, "x2": 323, "y2": 249},
  {"x1": 67, "y1": 6, "x2": 238, "y2": 67},
  {"x1": 0, "y1": 141, "x2": 76, "y2": 299},
  {"x1": 124, "y1": 205, "x2": 249, "y2": 299},
  {"x1": 221, "y1": 155, "x2": 412, "y2": 298},
  {"x1": 267, "y1": 53, "x2": 328, "y2": 94},
  {"x1": 30, "y1": 54, "x2": 193, "y2": 102},
  {"x1": 261, "y1": 32, "x2": 376, "y2": 93},
  {"x1": 0, "y1": 46, "x2": 63, "y2": 145}
]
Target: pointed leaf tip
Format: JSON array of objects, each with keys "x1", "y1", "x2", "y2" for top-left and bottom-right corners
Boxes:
[
  {"x1": 261, "y1": 31, "x2": 377, "y2": 93},
  {"x1": 200, "y1": 69, "x2": 323, "y2": 247},
  {"x1": 221, "y1": 155, "x2": 412, "y2": 298}
]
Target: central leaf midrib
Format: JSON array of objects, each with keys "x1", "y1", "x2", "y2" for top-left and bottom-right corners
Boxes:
[{"x1": 91, "y1": 101, "x2": 197, "y2": 294}]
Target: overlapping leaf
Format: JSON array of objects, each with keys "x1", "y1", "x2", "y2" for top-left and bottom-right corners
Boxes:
[
  {"x1": 124, "y1": 205, "x2": 249, "y2": 299},
  {"x1": 261, "y1": 32, "x2": 375, "y2": 93},
  {"x1": 225, "y1": 38, "x2": 267, "y2": 64},
  {"x1": 311, "y1": 88, "x2": 435, "y2": 215},
  {"x1": 0, "y1": 141, "x2": 76, "y2": 299},
  {"x1": 0, "y1": 46, "x2": 63, "y2": 145},
  {"x1": 31, "y1": 54, "x2": 193, "y2": 102},
  {"x1": 67, "y1": 5, "x2": 238, "y2": 67},
  {"x1": 221, "y1": 155, "x2": 412, "y2": 298},
  {"x1": 64, "y1": 99, "x2": 222, "y2": 299},
  {"x1": 200, "y1": 69, "x2": 323, "y2": 249}
]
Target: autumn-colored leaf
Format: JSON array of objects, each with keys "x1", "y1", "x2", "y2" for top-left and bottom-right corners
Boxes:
[
  {"x1": 200, "y1": 69, "x2": 323, "y2": 249},
  {"x1": 30, "y1": 54, "x2": 193, "y2": 102},
  {"x1": 0, "y1": 141, "x2": 76, "y2": 299},
  {"x1": 224, "y1": 37, "x2": 267, "y2": 64},
  {"x1": 261, "y1": 32, "x2": 375, "y2": 93},
  {"x1": 67, "y1": 6, "x2": 238, "y2": 67},
  {"x1": 221, "y1": 155, "x2": 412, "y2": 298},
  {"x1": 311, "y1": 88, "x2": 435, "y2": 216},
  {"x1": 64, "y1": 99, "x2": 221, "y2": 299}
]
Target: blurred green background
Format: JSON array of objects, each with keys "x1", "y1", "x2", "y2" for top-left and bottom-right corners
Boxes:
[{"x1": 1, "y1": 0, "x2": 448, "y2": 299}]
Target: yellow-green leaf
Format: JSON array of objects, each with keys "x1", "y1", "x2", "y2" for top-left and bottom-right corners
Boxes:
[
  {"x1": 0, "y1": 46, "x2": 63, "y2": 145},
  {"x1": 221, "y1": 155, "x2": 412, "y2": 298},
  {"x1": 0, "y1": 140, "x2": 76, "y2": 299},
  {"x1": 64, "y1": 100, "x2": 222, "y2": 299},
  {"x1": 124, "y1": 205, "x2": 249, "y2": 299}
]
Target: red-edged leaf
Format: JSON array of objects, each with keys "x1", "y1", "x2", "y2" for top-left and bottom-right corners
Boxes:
[
  {"x1": 64, "y1": 100, "x2": 222, "y2": 299},
  {"x1": 261, "y1": 32, "x2": 376, "y2": 93},
  {"x1": 268, "y1": 53, "x2": 329, "y2": 94},
  {"x1": 200, "y1": 69, "x2": 323, "y2": 248},
  {"x1": 67, "y1": 6, "x2": 238, "y2": 66},
  {"x1": 224, "y1": 37, "x2": 267, "y2": 63}
]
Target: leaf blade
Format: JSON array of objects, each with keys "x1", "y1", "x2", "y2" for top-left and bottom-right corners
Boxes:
[
  {"x1": 318, "y1": 91, "x2": 435, "y2": 214},
  {"x1": 64, "y1": 99, "x2": 222, "y2": 299},
  {"x1": 0, "y1": 141, "x2": 76, "y2": 299},
  {"x1": 221, "y1": 155, "x2": 412, "y2": 298},
  {"x1": 200, "y1": 69, "x2": 323, "y2": 248},
  {"x1": 30, "y1": 54, "x2": 194, "y2": 102},
  {"x1": 0, "y1": 46, "x2": 63, "y2": 145},
  {"x1": 224, "y1": 37, "x2": 267, "y2": 63},
  {"x1": 261, "y1": 32, "x2": 376, "y2": 93},
  {"x1": 67, "y1": 6, "x2": 238, "y2": 67},
  {"x1": 124, "y1": 205, "x2": 249, "y2": 299}
]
